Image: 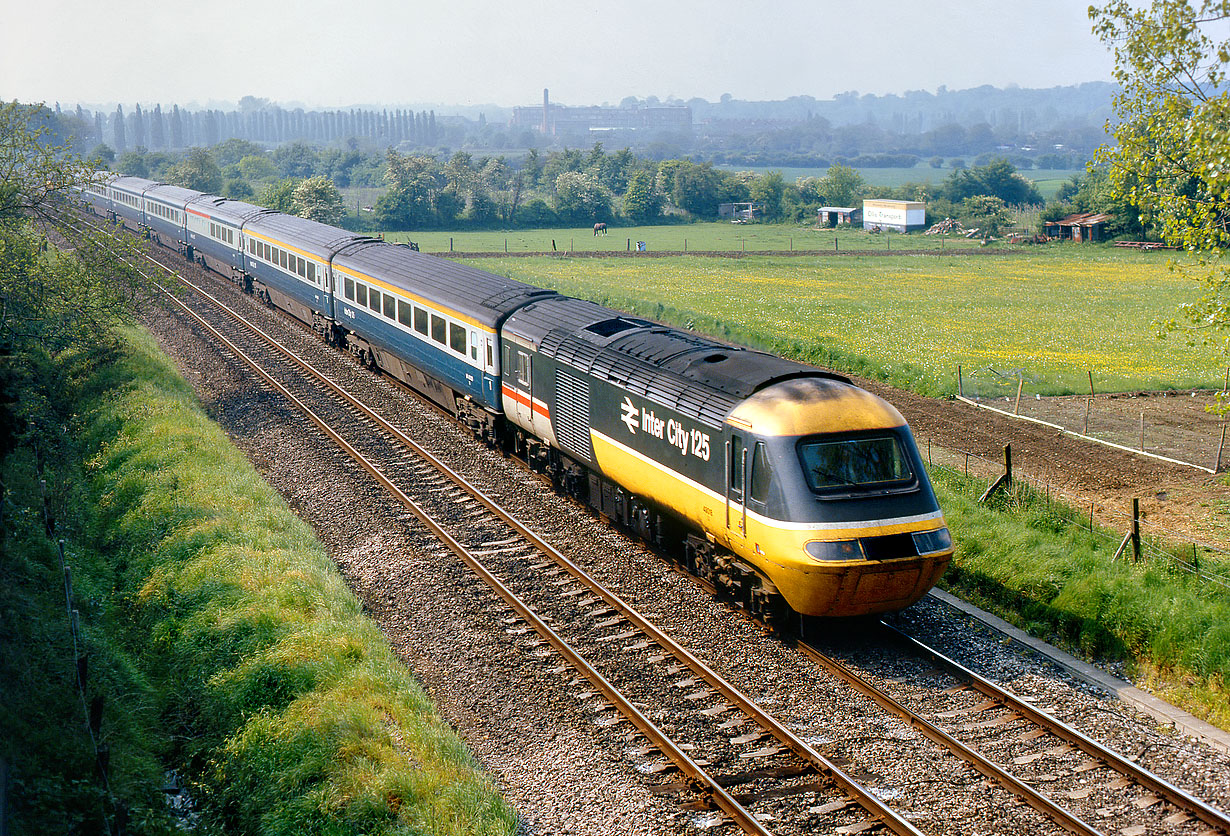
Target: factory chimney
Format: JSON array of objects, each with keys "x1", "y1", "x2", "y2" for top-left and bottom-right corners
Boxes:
[{"x1": 542, "y1": 88, "x2": 550, "y2": 134}]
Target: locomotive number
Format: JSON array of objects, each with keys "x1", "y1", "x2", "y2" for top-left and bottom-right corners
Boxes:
[{"x1": 690, "y1": 428, "x2": 711, "y2": 461}]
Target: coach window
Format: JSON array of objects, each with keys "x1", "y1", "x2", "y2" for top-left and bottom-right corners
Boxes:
[
  {"x1": 383, "y1": 293, "x2": 396, "y2": 320},
  {"x1": 449, "y1": 322, "x2": 466, "y2": 355},
  {"x1": 367, "y1": 288, "x2": 381, "y2": 313},
  {"x1": 431, "y1": 314, "x2": 446, "y2": 345},
  {"x1": 414, "y1": 306, "x2": 427, "y2": 335},
  {"x1": 344, "y1": 277, "x2": 355, "y2": 301},
  {"x1": 469, "y1": 331, "x2": 479, "y2": 361},
  {"x1": 297, "y1": 257, "x2": 306, "y2": 278},
  {"x1": 355, "y1": 283, "x2": 367, "y2": 307},
  {"x1": 279, "y1": 250, "x2": 288, "y2": 270},
  {"x1": 306, "y1": 262, "x2": 315, "y2": 284},
  {"x1": 397, "y1": 299, "x2": 412, "y2": 327}
]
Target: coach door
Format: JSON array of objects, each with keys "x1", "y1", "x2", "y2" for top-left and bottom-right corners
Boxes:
[
  {"x1": 512, "y1": 346, "x2": 533, "y2": 428},
  {"x1": 726, "y1": 433, "x2": 747, "y2": 539}
]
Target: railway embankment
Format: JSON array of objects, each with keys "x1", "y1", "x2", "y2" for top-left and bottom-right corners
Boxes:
[{"x1": 0, "y1": 327, "x2": 514, "y2": 835}]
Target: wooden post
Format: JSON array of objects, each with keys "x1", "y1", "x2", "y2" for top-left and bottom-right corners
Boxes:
[
  {"x1": 957, "y1": 364, "x2": 963, "y2": 398},
  {"x1": 835, "y1": 236, "x2": 838, "y2": 252},
  {"x1": 1089, "y1": 501, "x2": 1095, "y2": 532},
  {"x1": 1216, "y1": 421, "x2": 1227, "y2": 472},
  {"x1": 1139, "y1": 412, "x2": 1145, "y2": 451},
  {"x1": 1084, "y1": 398, "x2": 1091, "y2": 435},
  {"x1": 1131, "y1": 497, "x2": 1141, "y2": 562},
  {"x1": 790, "y1": 237, "x2": 793, "y2": 251},
  {"x1": 684, "y1": 238, "x2": 687, "y2": 252},
  {"x1": 1013, "y1": 374, "x2": 1024, "y2": 415},
  {"x1": 1088, "y1": 370, "x2": 1095, "y2": 399},
  {"x1": 1004, "y1": 443, "x2": 1012, "y2": 485},
  {"x1": 504, "y1": 237, "x2": 507, "y2": 253},
  {"x1": 449, "y1": 237, "x2": 453, "y2": 252},
  {"x1": 626, "y1": 238, "x2": 630, "y2": 251}
]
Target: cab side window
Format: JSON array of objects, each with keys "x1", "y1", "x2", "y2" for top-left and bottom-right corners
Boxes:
[{"x1": 750, "y1": 442, "x2": 771, "y2": 504}]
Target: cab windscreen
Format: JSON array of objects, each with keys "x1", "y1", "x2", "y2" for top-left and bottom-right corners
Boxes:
[{"x1": 797, "y1": 433, "x2": 913, "y2": 494}]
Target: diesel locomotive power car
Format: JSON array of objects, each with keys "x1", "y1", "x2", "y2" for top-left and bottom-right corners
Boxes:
[{"x1": 78, "y1": 173, "x2": 952, "y2": 620}]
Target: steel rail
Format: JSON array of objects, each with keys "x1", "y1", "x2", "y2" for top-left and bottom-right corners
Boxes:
[
  {"x1": 72, "y1": 235, "x2": 780, "y2": 835},
  {"x1": 797, "y1": 638, "x2": 1106, "y2": 836},
  {"x1": 883, "y1": 623, "x2": 1230, "y2": 835},
  {"x1": 92, "y1": 218, "x2": 927, "y2": 836}
]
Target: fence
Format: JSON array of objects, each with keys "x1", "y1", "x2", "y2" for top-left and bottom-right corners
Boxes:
[
  {"x1": 957, "y1": 365, "x2": 1228, "y2": 474},
  {"x1": 916, "y1": 431, "x2": 1230, "y2": 591}
]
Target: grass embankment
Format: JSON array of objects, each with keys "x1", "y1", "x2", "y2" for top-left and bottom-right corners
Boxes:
[
  {"x1": 5, "y1": 328, "x2": 515, "y2": 835},
  {"x1": 459, "y1": 247, "x2": 1219, "y2": 397},
  {"x1": 931, "y1": 469, "x2": 1230, "y2": 729}
]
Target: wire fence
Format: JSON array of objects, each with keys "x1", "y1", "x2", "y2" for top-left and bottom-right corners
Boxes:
[
  {"x1": 916, "y1": 429, "x2": 1230, "y2": 592},
  {"x1": 957, "y1": 365, "x2": 1228, "y2": 475}
]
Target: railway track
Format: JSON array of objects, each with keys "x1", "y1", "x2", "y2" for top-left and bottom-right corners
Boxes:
[
  {"x1": 75, "y1": 217, "x2": 1230, "y2": 835},
  {"x1": 80, "y1": 223, "x2": 926, "y2": 834},
  {"x1": 802, "y1": 623, "x2": 1230, "y2": 836}
]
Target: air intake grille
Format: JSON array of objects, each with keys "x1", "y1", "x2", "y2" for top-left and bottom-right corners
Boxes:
[{"x1": 555, "y1": 371, "x2": 593, "y2": 463}]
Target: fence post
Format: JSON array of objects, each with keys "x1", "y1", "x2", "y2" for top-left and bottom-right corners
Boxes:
[
  {"x1": 626, "y1": 238, "x2": 630, "y2": 251},
  {"x1": 1088, "y1": 370, "x2": 1095, "y2": 399},
  {"x1": 1014, "y1": 374, "x2": 1024, "y2": 415},
  {"x1": 1139, "y1": 412, "x2": 1145, "y2": 451},
  {"x1": 1132, "y1": 497, "x2": 1141, "y2": 562},
  {"x1": 1084, "y1": 398, "x2": 1091, "y2": 435},
  {"x1": 1216, "y1": 421, "x2": 1227, "y2": 473},
  {"x1": 957, "y1": 364, "x2": 963, "y2": 398},
  {"x1": 449, "y1": 237, "x2": 453, "y2": 253}
]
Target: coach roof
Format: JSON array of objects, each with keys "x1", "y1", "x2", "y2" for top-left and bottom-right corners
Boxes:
[{"x1": 333, "y1": 242, "x2": 555, "y2": 327}]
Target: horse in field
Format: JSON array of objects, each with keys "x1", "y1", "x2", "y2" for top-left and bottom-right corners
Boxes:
[{"x1": 593, "y1": 222, "x2": 607, "y2": 236}]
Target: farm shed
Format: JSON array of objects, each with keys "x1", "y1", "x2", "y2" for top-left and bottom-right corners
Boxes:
[
  {"x1": 862, "y1": 199, "x2": 926, "y2": 232},
  {"x1": 1042, "y1": 212, "x2": 1111, "y2": 243},
  {"x1": 719, "y1": 202, "x2": 766, "y2": 221},
  {"x1": 817, "y1": 206, "x2": 860, "y2": 227}
]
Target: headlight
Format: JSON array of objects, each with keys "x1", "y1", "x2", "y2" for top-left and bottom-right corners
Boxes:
[
  {"x1": 912, "y1": 528, "x2": 952, "y2": 555},
  {"x1": 805, "y1": 539, "x2": 863, "y2": 561}
]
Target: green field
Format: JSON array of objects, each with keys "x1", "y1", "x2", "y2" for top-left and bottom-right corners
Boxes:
[
  {"x1": 385, "y1": 223, "x2": 993, "y2": 255},
  {"x1": 454, "y1": 247, "x2": 1217, "y2": 396}
]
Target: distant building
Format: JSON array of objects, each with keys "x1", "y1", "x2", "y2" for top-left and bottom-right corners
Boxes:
[
  {"x1": 719, "y1": 202, "x2": 766, "y2": 221},
  {"x1": 1042, "y1": 212, "x2": 1110, "y2": 243},
  {"x1": 862, "y1": 199, "x2": 926, "y2": 232},
  {"x1": 817, "y1": 206, "x2": 860, "y2": 227},
  {"x1": 512, "y1": 88, "x2": 692, "y2": 138}
]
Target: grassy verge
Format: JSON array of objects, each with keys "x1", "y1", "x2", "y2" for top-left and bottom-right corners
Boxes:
[
  {"x1": 0, "y1": 347, "x2": 177, "y2": 835},
  {"x1": 54, "y1": 327, "x2": 512, "y2": 835},
  {"x1": 930, "y1": 466, "x2": 1230, "y2": 730},
  {"x1": 457, "y1": 248, "x2": 1218, "y2": 396}
]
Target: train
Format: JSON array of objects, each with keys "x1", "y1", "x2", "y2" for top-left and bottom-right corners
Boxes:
[{"x1": 76, "y1": 172, "x2": 952, "y2": 622}]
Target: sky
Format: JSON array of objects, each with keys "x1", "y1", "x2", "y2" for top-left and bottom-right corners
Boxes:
[{"x1": 2, "y1": 0, "x2": 1116, "y2": 110}]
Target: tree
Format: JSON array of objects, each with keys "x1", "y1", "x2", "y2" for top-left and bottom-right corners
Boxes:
[
  {"x1": 960, "y1": 195, "x2": 1010, "y2": 238},
  {"x1": 622, "y1": 169, "x2": 662, "y2": 223},
  {"x1": 819, "y1": 164, "x2": 866, "y2": 208},
  {"x1": 750, "y1": 170, "x2": 786, "y2": 220},
  {"x1": 291, "y1": 175, "x2": 344, "y2": 224},
  {"x1": 553, "y1": 170, "x2": 612, "y2": 223},
  {"x1": 0, "y1": 102, "x2": 152, "y2": 358},
  {"x1": 942, "y1": 158, "x2": 1042, "y2": 206},
  {"x1": 1091, "y1": 1, "x2": 1230, "y2": 402},
  {"x1": 258, "y1": 178, "x2": 302, "y2": 213},
  {"x1": 237, "y1": 153, "x2": 277, "y2": 181},
  {"x1": 273, "y1": 141, "x2": 318, "y2": 178},
  {"x1": 165, "y1": 147, "x2": 222, "y2": 193}
]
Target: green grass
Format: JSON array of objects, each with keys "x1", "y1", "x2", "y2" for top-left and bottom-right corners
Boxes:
[
  {"x1": 454, "y1": 246, "x2": 1218, "y2": 396},
  {"x1": 385, "y1": 222, "x2": 989, "y2": 254},
  {"x1": 77, "y1": 327, "x2": 515, "y2": 836},
  {"x1": 930, "y1": 467, "x2": 1230, "y2": 730}
]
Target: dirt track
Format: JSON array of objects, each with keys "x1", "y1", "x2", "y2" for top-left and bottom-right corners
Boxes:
[{"x1": 855, "y1": 376, "x2": 1230, "y2": 549}]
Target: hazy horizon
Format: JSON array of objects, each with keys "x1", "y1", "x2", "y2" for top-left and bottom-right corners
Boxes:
[{"x1": 4, "y1": 1, "x2": 1114, "y2": 111}]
